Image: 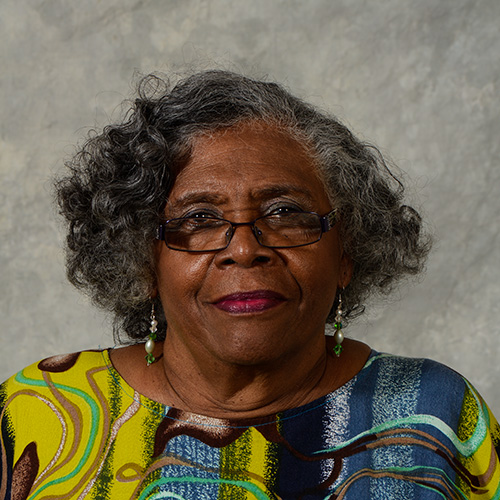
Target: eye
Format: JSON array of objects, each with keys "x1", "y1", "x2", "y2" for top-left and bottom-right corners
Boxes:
[
  {"x1": 184, "y1": 209, "x2": 221, "y2": 219},
  {"x1": 267, "y1": 204, "x2": 304, "y2": 216}
]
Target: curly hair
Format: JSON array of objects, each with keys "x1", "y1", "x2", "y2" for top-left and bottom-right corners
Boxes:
[{"x1": 56, "y1": 70, "x2": 432, "y2": 343}]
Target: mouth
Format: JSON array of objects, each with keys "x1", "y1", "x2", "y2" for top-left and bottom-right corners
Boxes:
[{"x1": 213, "y1": 290, "x2": 286, "y2": 314}]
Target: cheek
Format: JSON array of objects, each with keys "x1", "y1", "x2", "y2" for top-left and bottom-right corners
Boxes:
[
  {"x1": 156, "y1": 250, "x2": 211, "y2": 316},
  {"x1": 302, "y1": 261, "x2": 338, "y2": 300},
  {"x1": 292, "y1": 240, "x2": 341, "y2": 308}
]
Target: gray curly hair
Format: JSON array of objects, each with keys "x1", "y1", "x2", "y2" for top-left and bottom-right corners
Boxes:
[{"x1": 56, "y1": 70, "x2": 432, "y2": 343}]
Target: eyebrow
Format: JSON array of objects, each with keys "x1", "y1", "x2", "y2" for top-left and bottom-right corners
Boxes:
[
  {"x1": 168, "y1": 192, "x2": 228, "y2": 208},
  {"x1": 250, "y1": 184, "x2": 316, "y2": 201},
  {"x1": 169, "y1": 183, "x2": 316, "y2": 208}
]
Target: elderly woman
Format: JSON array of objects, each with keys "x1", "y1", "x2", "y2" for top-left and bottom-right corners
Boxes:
[{"x1": 1, "y1": 71, "x2": 499, "y2": 499}]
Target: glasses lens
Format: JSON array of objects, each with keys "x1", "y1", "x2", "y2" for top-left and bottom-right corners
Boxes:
[
  {"x1": 164, "y1": 217, "x2": 230, "y2": 251},
  {"x1": 256, "y1": 213, "x2": 322, "y2": 247}
]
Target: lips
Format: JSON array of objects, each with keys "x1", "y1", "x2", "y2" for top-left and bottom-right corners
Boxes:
[{"x1": 213, "y1": 290, "x2": 286, "y2": 314}]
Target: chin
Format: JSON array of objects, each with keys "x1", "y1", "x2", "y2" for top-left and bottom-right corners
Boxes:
[
  {"x1": 216, "y1": 351, "x2": 283, "y2": 367},
  {"x1": 208, "y1": 330, "x2": 300, "y2": 367}
]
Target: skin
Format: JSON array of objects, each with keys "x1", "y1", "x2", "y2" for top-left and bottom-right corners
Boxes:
[{"x1": 111, "y1": 122, "x2": 371, "y2": 418}]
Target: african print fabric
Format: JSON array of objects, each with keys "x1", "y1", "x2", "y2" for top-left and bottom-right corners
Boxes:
[{"x1": 1, "y1": 349, "x2": 499, "y2": 499}]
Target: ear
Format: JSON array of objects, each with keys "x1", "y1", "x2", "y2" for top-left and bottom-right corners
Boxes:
[{"x1": 338, "y1": 252, "x2": 353, "y2": 288}]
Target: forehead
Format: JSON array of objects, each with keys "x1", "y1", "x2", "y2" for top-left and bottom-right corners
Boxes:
[{"x1": 168, "y1": 123, "x2": 329, "y2": 206}]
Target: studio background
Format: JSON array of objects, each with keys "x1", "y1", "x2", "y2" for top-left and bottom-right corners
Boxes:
[{"x1": 1, "y1": 0, "x2": 499, "y2": 414}]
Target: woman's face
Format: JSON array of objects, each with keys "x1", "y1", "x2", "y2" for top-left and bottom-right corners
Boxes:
[{"x1": 155, "y1": 123, "x2": 351, "y2": 367}]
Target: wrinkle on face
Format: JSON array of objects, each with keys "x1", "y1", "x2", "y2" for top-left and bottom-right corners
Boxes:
[{"x1": 155, "y1": 122, "x2": 349, "y2": 369}]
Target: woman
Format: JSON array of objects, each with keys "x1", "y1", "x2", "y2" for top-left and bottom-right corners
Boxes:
[{"x1": 1, "y1": 70, "x2": 499, "y2": 499}]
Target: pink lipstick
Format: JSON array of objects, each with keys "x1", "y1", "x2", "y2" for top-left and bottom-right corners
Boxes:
[{"x1": 213, "y1": 290, "x2": 285, "y2": 314}]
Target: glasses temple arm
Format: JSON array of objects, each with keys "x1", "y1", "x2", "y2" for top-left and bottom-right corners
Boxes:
[{"x1": 320, "y1": 209, "x2": 339, "y2": 233}]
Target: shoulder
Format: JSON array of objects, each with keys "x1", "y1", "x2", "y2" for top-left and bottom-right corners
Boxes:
[
  {"x1": 366, "y1": 351, "x2": 467, "y2": 387},
  {"x1": 361, "y1": 352, "x2": 485, "y2": 418},
  {"x1": 355, "y1": 352, "x2": 499, "y2": 449},
  {"x1": 2, "y1": 349, "x2": 108, "y2": 384},
  {"x1": 0, "y1": 350, "x2": 110, "y2": 411}
]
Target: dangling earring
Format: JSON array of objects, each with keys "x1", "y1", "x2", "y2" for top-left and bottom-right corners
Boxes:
[
  {"x1": 145, "y1": 303, "x2": 158, "y2": 366},
  {"x1": 333, "y1": 293, "x2": 344, "y2": 357}
]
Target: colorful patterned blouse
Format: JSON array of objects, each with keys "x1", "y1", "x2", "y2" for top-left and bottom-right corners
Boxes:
[{"x1": 1, "y1": 349, "x2": 499, "y2": 499}]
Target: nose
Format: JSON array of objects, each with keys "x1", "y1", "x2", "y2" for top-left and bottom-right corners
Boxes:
[
  {"x1": 226, "y1": 221, "x2": 263, "y2": 245},
  {"x1": 214, "y1": 223, "x2": 274, "y2": 268}
]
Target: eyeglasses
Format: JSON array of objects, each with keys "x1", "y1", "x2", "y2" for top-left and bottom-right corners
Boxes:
[{"x1": 156, "y1": 209, "x2": 338, "y2": 252}]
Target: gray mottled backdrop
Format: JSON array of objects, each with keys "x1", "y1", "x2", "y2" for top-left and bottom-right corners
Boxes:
[{"x1": 1, "y1": 0, "x2": 499, "y2": 414}]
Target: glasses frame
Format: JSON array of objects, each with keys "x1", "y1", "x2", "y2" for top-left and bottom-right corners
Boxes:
[{"x1": 156, "y1": 208, "x2": 339, "y2": 253}]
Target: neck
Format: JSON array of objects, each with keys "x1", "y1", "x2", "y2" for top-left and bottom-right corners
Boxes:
[
  {"x1": 109, "y1": 337, "x2": 371, "y2": 419},
  {"x1": 157, "y1": 335, "x2": 351, "y2": 419}
]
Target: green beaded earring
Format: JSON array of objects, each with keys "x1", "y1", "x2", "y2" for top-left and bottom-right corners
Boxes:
[
  {"x1": 333, "y1": 293, "x2": 344, "y2": 357},
  {"x1": 145, "y1": 303, "x2": 158, "y2": 366}
]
